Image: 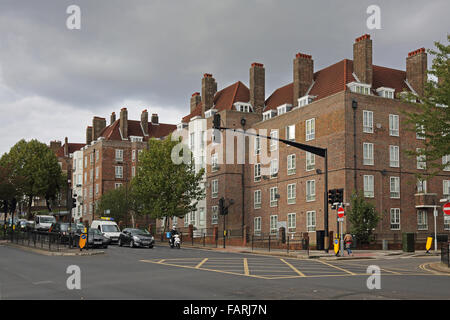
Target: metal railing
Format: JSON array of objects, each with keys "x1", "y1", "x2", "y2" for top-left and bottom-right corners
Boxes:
[{"x1": 251, "y1": 232, "x2": 310, "y2": 255}]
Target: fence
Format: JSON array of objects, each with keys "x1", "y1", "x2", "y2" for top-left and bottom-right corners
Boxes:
[
  {"x1": 1, "y1": 228, "x2": 84, "y2": 252},
  {"x1": 441, "y1": 242, "x2": 450, "y2": 267},
  {"x1": 371, "y1": 232, "x2": 450, "y2": 250},
  {"x1": 250, "y1": 232, "x2": 310, "y2": 255}
]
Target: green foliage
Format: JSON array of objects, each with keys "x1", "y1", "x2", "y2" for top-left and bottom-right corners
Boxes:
[
  {"x1": 95, "y1": 186, "x2": 129, "y2": 223},
  {"x1": 132, "y1": 135, "x2": 205, "y2": 231},
  {"x1": 402, "y1": 35, "x2": 450, "y2": 179},
  {"x1": 347, "y1": 191, "x2": 380, "y2": 244}
]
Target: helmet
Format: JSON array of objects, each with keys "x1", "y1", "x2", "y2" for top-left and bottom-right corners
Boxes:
[{"x1": 172, "y1": 226, "x2": 176, "y2": 230}]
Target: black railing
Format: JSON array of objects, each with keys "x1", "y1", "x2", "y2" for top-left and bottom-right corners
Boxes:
[
  {"x1": 4, "y1": 229, "x2": 82, "y2": 252},
  {"x1": 441, "y1": 242, "x2": 450, "y2": 267}
]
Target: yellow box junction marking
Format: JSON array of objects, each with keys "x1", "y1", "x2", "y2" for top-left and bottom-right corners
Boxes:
[
  {"x1": 315, "y1": 259, "x2": 356, "y2": 275},
  {"x1": 243, "y1": 258, "x2": 250, "y2": 276},
  {"x1": 195, "y1": 258, "x2": 208, "y2": 269},
  {"x1": 280, "y1": 259, "x2": 306, "y2": 277}
]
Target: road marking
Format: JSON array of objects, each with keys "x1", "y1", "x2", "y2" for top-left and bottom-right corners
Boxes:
[
  {"x1": 280, "y1": 259, "x2": 305, "y2": 277},
  {"x1": 315, "y1": 259, "x2": 356, "y2": 275},
  {"x1": 379, "y1": 267, "x2": 401, "y2": 275},
  {"x1": 243, "y1": 258, "x2": 250, "y2": 276},
  {"x1": 195, "y1": 258, "x2": 208, "y2": 269},
  {"x1": 32, "y1": 280, "x2": 53, "y2": 285},
  {"x1": 157, "y1": 259, "x2": 165, "y2": 264}
]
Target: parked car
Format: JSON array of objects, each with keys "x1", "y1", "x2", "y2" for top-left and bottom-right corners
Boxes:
[
  {"x1": 74, "y1": 228, "x2": 110, "y2": 249},
  {"x1": 50, "y1": 222, "x2": 84, "y2": 244},
  {"x1": 15, "y1": 219, "x2": 28, "y2": 230},
  {"x1": 118, "y1": 228, "x2": 154, "y2": 248},
  {"x1": 91, "y1": 219, "x2": 121, "y2": 244},
  {"x1": 34, "y1": 215, "x2": 56, "y2": 232}
]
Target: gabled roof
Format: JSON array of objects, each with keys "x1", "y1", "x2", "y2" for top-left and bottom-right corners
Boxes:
[
  {"x1": 55, "y1": 143, "x2": 85, "y2": 158},
  {"x1": 98, "y1": 119, "x2": 176, "y2": 141},
  {"x1": 181, "y1": 81, "x2": 250, "y2": 123},
  {"x1": 264, "y1": 59, "x2": 409, "y2": 111}
]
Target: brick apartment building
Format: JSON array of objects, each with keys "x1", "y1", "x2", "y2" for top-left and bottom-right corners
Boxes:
[
  {"x1": 171, "y1": 34, "x2": 450, "y2": 248},
  {"x1": 81, "y1": 108, "x2": 176, "y2": 225}
]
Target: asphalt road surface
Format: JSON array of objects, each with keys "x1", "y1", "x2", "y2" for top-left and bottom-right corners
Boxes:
[{"x1": 0, "y1": 243, "x2": 449, "y2": 300}]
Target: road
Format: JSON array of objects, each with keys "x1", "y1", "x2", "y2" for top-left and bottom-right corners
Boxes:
[{"x1": 0, "y1": 243, "x2": 449, "y2": 300}]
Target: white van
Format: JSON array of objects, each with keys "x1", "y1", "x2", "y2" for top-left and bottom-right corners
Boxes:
[
  {"x1": 91, "y1": 218, "x2": 121, "y2": 244},
  {"x1": 34, "y1": 215, "x2": 56, "y2": 231}
]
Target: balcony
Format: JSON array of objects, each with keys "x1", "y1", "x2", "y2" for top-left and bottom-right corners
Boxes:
[{"x1": 415, "y1": 193, "x2": 438, "y2": 208}]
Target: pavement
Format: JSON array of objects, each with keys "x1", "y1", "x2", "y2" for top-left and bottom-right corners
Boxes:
[
  {"x1": 3, "y1": 242, "x2": 105, "y2": 256},
  {"x1": 168, "y1": 241, "x2": 442, "y2": 260}
]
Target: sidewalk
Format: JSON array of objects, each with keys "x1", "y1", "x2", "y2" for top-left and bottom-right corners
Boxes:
[
  {"x1": 3, "y1": 242, "x2": 105, "y2": 256},
  {"x1": 173, "y1": 242, "x2": 441, "y2": 260}
]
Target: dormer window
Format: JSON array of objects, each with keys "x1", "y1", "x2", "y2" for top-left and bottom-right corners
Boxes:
[
  {"x1": 177, "y1": 123, "x2": 188, "y2": 131},
  {"x1": 234, "y1": 103, "x2": 252, "y2": 113},
  {"x1": 277, "y1": 104, "x2": 292, "y2": 116},
  {"x1": 262, "y1": 110, "x2": 277, "y2": 121},
  {"x1": 347, "y1": 82, "x2": 371, "y2": 95},
  {"x1": 130, "y1": 136, "x2": 143, "y2": 142},
  {"x1": 376, "y1": 87, "x2": 395, "y2": 99},
  {"x1": 297, "y1": 95, "x2": 316, "y2": 107},
  {"x1": 205, "y1": 109, "x2": 218, "y2": 119}
]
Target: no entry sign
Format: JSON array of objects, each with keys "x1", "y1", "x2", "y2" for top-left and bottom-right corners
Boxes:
[
  {"x1": 443, "y1": 202, "x2": 450, "y2": 216},
  {"x1": 337, "y1": 207, "x2": 345, "y2": 218}
]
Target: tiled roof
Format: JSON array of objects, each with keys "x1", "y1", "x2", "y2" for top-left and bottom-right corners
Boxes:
[
  {"x1": 98, "y1": 119, "x2": 176, "y2": 141},
  {"x1": 264, "y1": 59, "x2": 408, "y2": 111},
  {"x1": 55, "y1": 143, "x2": 85, "y2": 158},
  {"x1": 181, "y1": 81, "x2": 250, "y2": 123}
]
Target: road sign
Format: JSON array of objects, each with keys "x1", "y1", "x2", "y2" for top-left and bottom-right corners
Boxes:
[
  {"x1": 443, "y1": 202, "x2": 450, "y2": 215},
  {"x1": 337, "y1": 207, "x2": 345, "y2": 218},
  {"x1": 79, "y1": 233, "x2": 87, "y2": 249},
  {"x1": 337, "y1": 217, "x2": 344, "y2": 222}
]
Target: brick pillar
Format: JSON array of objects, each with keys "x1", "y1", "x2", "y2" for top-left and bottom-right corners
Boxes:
[
  {"x1": 250, "y1": 63, "x2": 265, "y2": 113},
  {"x1": 406, "y1": 48, "x2": 427, "y2": 96},
  {"x1": 293, "y1": 53, "x2": 314, "y2": 106},
  {"x1": 353, "y1": 34, "x2": 373, "y2": 85}
]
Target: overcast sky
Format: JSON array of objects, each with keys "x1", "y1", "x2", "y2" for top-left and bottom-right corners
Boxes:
[{"x1": 0, "y1": 0, "x2": 448, "y2": 155}]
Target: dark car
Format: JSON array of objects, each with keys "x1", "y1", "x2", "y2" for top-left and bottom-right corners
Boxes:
[
  {"x1": 50, "y1": 222, "x2": 84, "y2": 244},
  {"x1": 74, "y1": 228, "x2": 110, "y2": 249},
  {"x1": 118, "y1": 228, "x2": 154, "y2": 248}
]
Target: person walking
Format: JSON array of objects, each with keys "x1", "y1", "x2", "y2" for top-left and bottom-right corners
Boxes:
[{"x1": 344, "y1": 233, "x2": 353, "y2": 256}]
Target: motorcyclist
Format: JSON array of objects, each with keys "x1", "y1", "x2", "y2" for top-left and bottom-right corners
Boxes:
[{"x1": 169, "y1": 226, "x2": 179, "y2": 247}]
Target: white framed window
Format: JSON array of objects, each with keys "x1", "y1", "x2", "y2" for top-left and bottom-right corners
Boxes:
[
  {"x1": 130, "y1": 136, "x2": 143, "y2": 142},
  {"x1": 270, "y1": 130, "x2": 278, "y2": 151},
  {"x1": 254, "y1": 136, "x2": 261, "y2": 155},
  {"x1": 389, "y1": 145, "x2": 399, "y2": 167},
  {"x1": 132, "y1": 150, "x2": 136, "y2": 161},
  {"x1": 114, "y1": 183, "x2": 123, "y2": 189},
  {"x1": 287, "y1": 184, "x2": 296, "y2": 204},
  {"x1": 363, "y1": 110, "x2": 373, "y2": 133},
  {"x1": 444, "y1": 216, "x2": 450, "y2": 231},
  {"x1": 211, "y1": 179, "x2": 218, "y2": 198},
  {"x1": 96, "y1": 151, "x2": 99, "y2": 161},
  {"x1": 287, "y1": 213, "x2": 296, "y2": 233},
  {"x1": 417, "y1": 210, "x2": 428, "y2": 230},
  {"x1": 95, "y1": 167, "x2": 99, "y2": 179},
  {"x1": 211, "y1": 206, "x2": 218, "y2": 225},
  {"x1": 254, "y1": 190, "x2": 261, "y2": 209},
  {"x1": 443, "y1": 155, "x2": 450, "y2": 171},
  {"x1": 306, "y1": 152, "x2": 315, "y2": 171},
  {"x1": 390, "y1": 208, "x2": 400, "y2": 230},
  {"x1": 115, "y1": 166, "x2": 123, "y2": 179},
  {"x1": 132, "y1": 166, "x2": 136, "y2": 177},
  {"x1": 416, "y1": 124, "x2": 425, "y2": 140},
  {"x1": 90, "y1": 169, "x2": 93, "y2": 182},
  {"x1": 95, "y1": 184, "x2": 99, "y2": 194},
  {"x1": 270, "y1": 215, "x2": 278, "y2": 235},
  {"x1": 84, "y1": 172, "x2": 87, "y2": 184},
  {"x1": 443, "y1": 180, "x2": 450, "y2": 198},
  {"x1": 270, "y1": 159, "x2": 278, "y2": 178},
  {"x1": 416, "y1": 148, "x2": 426, "y2": 170},
  {"x1": 306, "y1": 180, "x2": 315, "y2": 202},
  {"x1": 306, "y1": 211, "x2": 316, "y2": 232},
  {"x1": 254, "y1": 217, "x2": 261, "y2": 235},
  {"x1": 306, "y1": 118, "x2": 315, "y2": 141},
  {"x1": 189, "y1": 211, "x2": 196, "y2": 226},
  {"x1": 363, "y1": 142, "x2": 374, "y2": 165},
  {"x1": 115, "y1": 149, "x2": 123, "y2": 161},
  {"x1": 390, "y1": 177, "x2": 400, "y2": 198},
  {"x1": 199, "y1": 208, "x2": 205, "y2": 227},
  {"x1": 84, "y1": 156, "x2": 87, "y2": 168},
  {"x1": 389, "y1": 114, "x2": 399, "y2": 136},
  {"x1": 417, "y1": 179, "x2": 427, "y2": 193},
  {"x1": 287, "y1": 154, "x2": 296, "y2": 175},
  {"x1": 286, "y1": 125, "x2": 295, "y2": 141},
  {"x1": 190, "y1": 132, "x2": 195, "y2": 150},
  {"x1": 90, "y1": 153, "x2": 94, "y2": 164},
  {"x1": 270, "y1": 187, "x2": 278, "y2": 207},
  {"x1": 364, "y1": 175, "x2": 374, "y2": 198},
  {"x1": 254, "y1": 163, "x2": 261, "y2": 182},
  {"x1": 211, "y1": 153, "x2": 219, "y2": 172}
]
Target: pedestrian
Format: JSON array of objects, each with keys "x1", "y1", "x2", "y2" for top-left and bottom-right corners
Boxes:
[{"x1": 344, "y1": 233, "x2": 353, "y2": 256}]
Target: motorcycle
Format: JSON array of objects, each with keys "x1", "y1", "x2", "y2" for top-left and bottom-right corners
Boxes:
[{"x1": 170, "y1": 234, "x2": 181, "y2": 249}]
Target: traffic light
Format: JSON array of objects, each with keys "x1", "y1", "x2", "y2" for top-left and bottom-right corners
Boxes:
[
  {"x1": 71, "y1": 198, "x2": 77, "y2": 209},
  {"x1": 328, "y1": 189, "x2": 337, "y2": 205},
  {"x1": 336, "y1": 188, "x2": 344, "y2": 204},
  {"x1": 219, "y1": 197, "x2": 225, "y2": 215},
  {"x1": 213, "y1": 113, "x2": 221, "y2": 129}
]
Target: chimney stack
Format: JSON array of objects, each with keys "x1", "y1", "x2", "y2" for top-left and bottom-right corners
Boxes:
[
  {"x1": 406, "y1": 48, "x2": 427, "y2": 96},
  {"x1": 49, "y1": 140, "x2": 62, "y2": 153},
  {"x1": 141, "y1": 109, "x2": 149, "y2": 135},
  {"x1": 151, "y1": 113, "x2": 159, "y2": 125},
  {"x1": 201, "y1": 73, "x2": 217, "y2": 114},
  {"x1": 293, "y1": 53, "x2": 314, "y2": 106},
  {"x1": 64, "y1": 137, "x2": 69, "y2": 157},
  {"x1": 190, "y1": 92, "x2": 201, "y2": 113},
  {"x1": 86, "y1": 126, "x2": 93, "y2": 145},
  {"x1": 353, "y1": 34, "x2": 373, "y2": 85},
  {"x1": 250, "y1": 63, "x2": 265, "y2": 113},
  {"x1": 120, "y1": 108, "x2": 128, "y2": 139},
  {"x1": 110, "y1": 112, "x2": 116, "y2": 125},
  {"x1": 92, "y1": 117, "x2": 106, "y2": 141}
]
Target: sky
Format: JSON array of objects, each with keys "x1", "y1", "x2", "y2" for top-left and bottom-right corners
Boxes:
[{"x1": 0, "y1": 0, "x2": 448, "y2": 155}]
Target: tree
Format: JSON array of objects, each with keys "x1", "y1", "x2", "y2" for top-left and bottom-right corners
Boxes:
[
  {"x1": 95, "y1": 186, "x2": 129, "y2": 224},
  {"x1": 132, "y1": 135, "x2": 205, "y2": 232},
  {"x1": 1, "y1": 139, "x2": 63, "y2": 218},
  {"x1": 347, "y1": 191, "x2": 380, "y2": 244},
  {"x1": 403, "y1": 35, "x2": 450, "y2": 178},
  {"x1": 0, "y1": 162, "x2": 25, "y2": 223}
]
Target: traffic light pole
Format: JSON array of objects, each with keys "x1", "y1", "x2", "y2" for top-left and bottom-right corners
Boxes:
[{"x1": 213, "y1": 117, "x2": 329, "y2": 252}]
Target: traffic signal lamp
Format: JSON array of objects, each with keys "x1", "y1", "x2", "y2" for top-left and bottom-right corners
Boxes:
[
  {"x1": 328, "y1": 189, "x2": 337, "y2": 205},
  {"x1": 71, "y1": 198, "x2": 77, "y2": 209},
  {"x1": 219, "y1": 197, "x2": 225, "y2": 215},
  {"x1": 336, "y1": 188, "x2": 344, "y2": 203}
]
